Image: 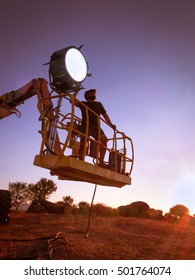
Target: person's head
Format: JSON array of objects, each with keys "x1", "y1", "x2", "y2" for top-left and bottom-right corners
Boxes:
[{"x1": 84, "y1": 89, "x2": 96, "y2": 101}]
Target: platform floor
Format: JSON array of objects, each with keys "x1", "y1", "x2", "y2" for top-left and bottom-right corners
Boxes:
[{"x1": 34, "y1": 155, "x2": 131, "y2": 188}]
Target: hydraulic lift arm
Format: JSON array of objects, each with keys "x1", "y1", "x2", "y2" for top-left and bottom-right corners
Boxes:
[{"x1": 0, "y1": 78, "x2": 52, "y2": 119}]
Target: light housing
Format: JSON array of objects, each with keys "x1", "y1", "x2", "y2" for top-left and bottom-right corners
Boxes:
[{"x1": 49, "y1": 46, "x2": 89, "y2": 92}]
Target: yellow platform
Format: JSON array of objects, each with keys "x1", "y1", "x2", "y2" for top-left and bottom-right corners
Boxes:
[{"x1": 34, "y1": 155, "x2": 131, "y2": 188}]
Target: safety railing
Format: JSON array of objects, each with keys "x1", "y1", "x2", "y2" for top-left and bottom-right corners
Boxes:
[{"x1": 37, "y1": 93, "x2": 134, "y2": 177}]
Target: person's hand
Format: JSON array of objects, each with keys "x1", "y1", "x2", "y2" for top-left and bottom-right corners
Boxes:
[{"x1": 112, "y1": 124, "x2": 116, "y2": 130}]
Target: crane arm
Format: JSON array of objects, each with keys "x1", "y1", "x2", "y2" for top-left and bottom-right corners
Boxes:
[{"x1": 0, "y1": 78, "x2": 52, "y2": 119}]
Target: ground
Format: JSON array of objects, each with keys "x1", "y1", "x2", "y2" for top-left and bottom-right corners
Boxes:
[{"x1": 0, "y1": 213, "x2": 195, "y2": 260}]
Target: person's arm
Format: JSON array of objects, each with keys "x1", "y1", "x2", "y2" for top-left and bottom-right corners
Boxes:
[{"x1": 102, "y1": 112, "x2": 116, "y2": 130}]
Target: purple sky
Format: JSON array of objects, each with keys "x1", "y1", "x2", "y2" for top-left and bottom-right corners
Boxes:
[{"x1": 1, "y1": 0, "x2": 195, "y2": 214}]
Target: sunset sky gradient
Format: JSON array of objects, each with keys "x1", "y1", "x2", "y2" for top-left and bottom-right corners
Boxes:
[{"x1": 1, "y1": 0, "x2": 195, "y2": 214}]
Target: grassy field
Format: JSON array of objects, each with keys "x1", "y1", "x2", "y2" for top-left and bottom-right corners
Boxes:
[{"x1": 0, "y1": 213, "x2": 195, "y2": 260}]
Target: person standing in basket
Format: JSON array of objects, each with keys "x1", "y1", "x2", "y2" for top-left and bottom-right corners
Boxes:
[{"x1": 73, "y1": 89, "x2": 116, "y2": 164}]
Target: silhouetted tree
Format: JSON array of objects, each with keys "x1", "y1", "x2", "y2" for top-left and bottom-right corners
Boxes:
[
  {"x1": 164, "y1": 212, "x2": 178, "y2": 223},
  {"x1": 169, "y1": 204, "x2": 189, "y2": 218},
  {"x1": 92, "y1": 203, "x2": 114, "y2": 216},
  {"x1": 62, "y1": 195, "x2": 74, "y2": 214},
  {"x1": 148, "y1": 208, "x2": 164, "y2": 220},
  {"x1": 9, "y1": 182, "x2": 33, "y2": 211},
  {"x1": 62, "y1": 196, "x2": 74, "y2": 206},
  {"x1": 78, "y1": 201, "x2": 90, "y2": 215},
  {"x1": 29, "y1": 178, "x2": 57, "y2": 204}
]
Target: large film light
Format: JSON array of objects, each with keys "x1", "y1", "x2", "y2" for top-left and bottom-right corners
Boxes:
[{"x1": 49, "y1": 46, "x2": 88, "y2": 92}]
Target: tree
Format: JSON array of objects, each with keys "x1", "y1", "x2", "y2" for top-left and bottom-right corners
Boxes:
[
  {"x1": 92, "y1": 203, "x2": 114, "y2": 216},
  {"x1": 164, "y1": 212, "x2": 178, "y2": 223},
  {"x1": 78, "y1": 201, "x2": 90, "y2": 215},
  {"x1": 169, "y1": 204, "x2": 189, "y2": 218},
  {"x1": 62, "y1": 195, "x2": 74, "y2": 214},
  {"x1": 148, "y1": 208, "x2": 164, "y2": 220},
  {"x1": 62, "y1": 196, "x2": 74, "y2": 207},
  {"x1": 29, "y1": 178, "x2": 57, "y2": 204},
  {"x1": 9, "y1": 182, "x2": 33, "y2": 211}
]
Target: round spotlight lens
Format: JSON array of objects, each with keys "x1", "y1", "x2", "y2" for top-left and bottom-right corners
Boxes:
[
  {"x1": 65, "y1": 48, "x2": 88, "y2": 82},
  {"x1": 49, "y1": 46, "x2": 89, "y2": 92}
]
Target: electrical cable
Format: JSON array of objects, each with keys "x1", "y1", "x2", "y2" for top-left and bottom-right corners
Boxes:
[
  {"x1": 85, "y1": 184, "x2": 97, "y2": 238},
  {"x1": 0, "y1": 232, "x2": 68, "y2": 260}
]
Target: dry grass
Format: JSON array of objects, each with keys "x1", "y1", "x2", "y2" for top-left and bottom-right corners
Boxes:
[{"x1": 0, "y1": 213, "x2": 195, "y2": 260}]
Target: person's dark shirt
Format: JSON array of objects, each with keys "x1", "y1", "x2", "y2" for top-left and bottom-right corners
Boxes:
[{"x1": 78, "y1": 101, "x2": 106, "y2": 130}]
